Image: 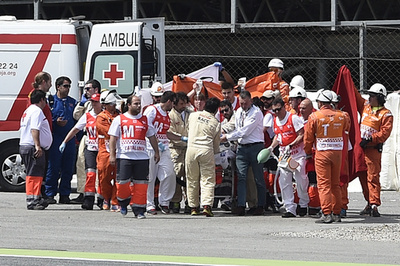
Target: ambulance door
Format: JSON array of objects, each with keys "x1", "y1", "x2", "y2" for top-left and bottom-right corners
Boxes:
[
  {"x1": 139, "y1": 17, "x2": 166, "y2": 88},
  {"x1": 84, "y1": 22, "x2": 142, "y2": 97},
  {"x1": 71, "y1": 20, "x2": 92, "y2": 81}
]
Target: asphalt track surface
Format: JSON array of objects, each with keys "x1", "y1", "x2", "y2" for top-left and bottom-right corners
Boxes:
[{"x1": 0, "y1": 189, "x2": 399, "y2": 266}]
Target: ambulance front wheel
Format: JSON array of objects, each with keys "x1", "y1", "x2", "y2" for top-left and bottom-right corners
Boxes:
[{"x1": 0, "y1": 143, "x2": 26, "y2": 192}]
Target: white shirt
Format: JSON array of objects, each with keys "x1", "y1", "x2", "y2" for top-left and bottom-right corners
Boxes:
[
  {"x1": 143, "y1": 104, "x2": 167, "y2": 126},
  {"x1": 74, "y1": 110, "x2": 97, "y2": 131},
  {"x1": 108, "y1": 112, "x2": 156, "y2": 160},
  {"x1": 226, "y1": 105, "x2": 264, "y2": 145},
  {"x1": 263, "y1": 111, "x2": 275, "y2": 139},
  {"x1": 75, "y1": 110, "x2": 98, "y2": 151},
  {"x1": 275, "y1": 112, "x2": 305, "y2": 158},
  {"x1": 143, "y1": 103, "x2": 169, "y2": 151},
  {"x1": 275, "y1": 112, "x2": 304, "y2": 133},
  {"x1": 20, "y1": 104, "x2": 52, "y2": 150}
]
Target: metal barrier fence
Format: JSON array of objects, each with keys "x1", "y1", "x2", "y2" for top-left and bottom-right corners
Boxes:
[{"x1": 165, "y1": 24, "x2": 400, "y2": 92}]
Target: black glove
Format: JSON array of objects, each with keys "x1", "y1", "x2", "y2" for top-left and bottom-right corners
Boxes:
[{"x1": 360, "y1": 138, "x2": 372, "y2": 148}]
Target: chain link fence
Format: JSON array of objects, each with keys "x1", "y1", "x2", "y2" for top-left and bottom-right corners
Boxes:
[{"x1": 165, "y1": 24, "x2": 400, "y2": 92}]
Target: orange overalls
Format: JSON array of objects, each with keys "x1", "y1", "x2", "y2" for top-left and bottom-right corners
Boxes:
[
  {"x1": 354, "y1": 90, "x2": 393, "y2": 206},
  {"x1": 304, "y1": 106, "x2": 350, "y2": 215},
  {"x1": 96, "y1": 110, "x2": 119, "y2": 206}
]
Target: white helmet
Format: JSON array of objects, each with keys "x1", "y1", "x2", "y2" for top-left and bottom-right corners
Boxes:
[
  {"x1": 368, "y1": 83, "x2": 387, "y2": 97},
  {"x1": 150, "y1": 82, "x2": 164, "y2": 96},
  {"x1": 100, "y1": 89, "x2": 122, "y2": 104},
  {"x1": 331, "y1": 91, "x2": 341, "y2": 103},
  {"x1": 272, "y1": 90, "x2": 281, "y2": 98},
  {"x1": 262, "y1": 90, "x2": 274, "y2": 98},
  {"x1": 290, "y1": 75, "x2": 305, "y2": 89},
  {"x1": 316, "y1": 89, "x2": 333, "y2": 103},
  {"x1": 268, "y1": 58, "x2": 284, "y2": 69},
  {"x1": 289, "y1": 86, "x2": 307, "y2": 98}
]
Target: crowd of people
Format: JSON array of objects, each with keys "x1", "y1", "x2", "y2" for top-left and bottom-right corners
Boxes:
[{"x1": 19, "y1": 59, "x2": 393, "y2": 222}]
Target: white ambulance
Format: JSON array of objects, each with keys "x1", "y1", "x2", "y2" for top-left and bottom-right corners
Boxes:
[{"x1": 0, "y1": 16, "x2": 165, "y2": 191}]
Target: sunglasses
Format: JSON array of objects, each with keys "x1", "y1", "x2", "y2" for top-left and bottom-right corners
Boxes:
[
  {"x1": 220, "y1": 108, "x2": 230, "y2": 113},
  {"x1": 272, "y1": 106, "x2": 283, "y2": 113},
  {"x1": 84, "y1": 87, "x2": 93, "y2": 90},
  {"x1": 61, "y1": 84, "x2": 71, "y2": 88}
]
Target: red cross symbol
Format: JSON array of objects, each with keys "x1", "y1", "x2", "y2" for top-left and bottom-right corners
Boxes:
[{"x1": 103, "y1": 63, "x2": 125, "y2": 87}]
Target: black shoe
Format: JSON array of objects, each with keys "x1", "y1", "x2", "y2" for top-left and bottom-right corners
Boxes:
[
  {"x1": 97, "y1": 197, "x2": 104, "y2": 210},
  {"x1": 252, "y1": 206, "x2": 265, "y2": 216},
  {"x1": 246, "y1": 207, "x2": 257, "y2": 215},
  {"x1": 27, "y1": 203, "x2": 46, "y2": 210},
  {"x1": 360, "y1": 204, "x2": 372, "y2": 215},
  {"x1": 233, "y1": 206, "x2": 246, "y2": 216},
  {"x1": 298, "y1": 207, "x2": 307, "y2": 217},
  {"x1": 81, "y1": 196, "x2": 95, "y2": 210},
  {"x1": 265, "y1": 193, "x2": 274, "y2": 212},
  {"x1": 271, "y1": 204, "x2": 279, "y2": 213},
  {"x1": 265, "y1": 201, "x2": 279, "y2": 213},
  {"x1": 171, "y1": 202, "x2": 180, "y2": 213},
  {"x1": 46, "y1": 196, "x2": 57, "y2": 204},
  {"x1": 184, "y1": 204, "x2": 191, "y2": 214},
  {"x1": 132, "y1": 206, "x2": 146, "y2": 217},
  {"x1": 371, "y1": 205, "x2": 381, "y2": 217},
  {"x1": 221, "y1": 201, "x2": 232, "y2": 211},
  {"x1": 27, "y1": 198, "x2": 49, "y2": 210},
  {"x1": 59, "y1": 195, "x2": 70, "y2": 204},
  {"x1": 70, "y1": 193, "x2": 84, "y2": 204},
  {"x1": 308, "y1": 207, "x2": 320, "y2": 216},
  {"x1": 38, "y1": 197, "x2": 49, "y2": 208},
  {"x1": 282, "y1": 211, "x2": 296, "y2": 218},
  {"x1": 159, "y1": 205, "x2": 170, "y2": 214}
]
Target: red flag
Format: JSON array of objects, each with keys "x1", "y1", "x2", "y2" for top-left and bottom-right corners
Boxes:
[{"x1": 331, "y1": 66, "x2": 367, "y2": 181}]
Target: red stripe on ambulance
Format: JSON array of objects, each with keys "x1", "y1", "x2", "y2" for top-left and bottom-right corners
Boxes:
[{"x1": 0, "y1": 34, "x2": 76, "y2": 131}]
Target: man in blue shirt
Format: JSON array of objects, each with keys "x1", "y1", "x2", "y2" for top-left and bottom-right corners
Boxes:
[{"x1": 45, "y1": 76, "x2": 77, "y2": 204}]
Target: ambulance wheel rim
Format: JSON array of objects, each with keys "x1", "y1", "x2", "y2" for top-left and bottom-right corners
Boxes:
[{"x1": 1, "y1": 153, "x2": 26, "y2": 189}]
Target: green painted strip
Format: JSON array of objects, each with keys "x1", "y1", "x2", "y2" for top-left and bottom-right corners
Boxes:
[{"x1": 0, "y1": 248, "x2": 395, "y2": 266}]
